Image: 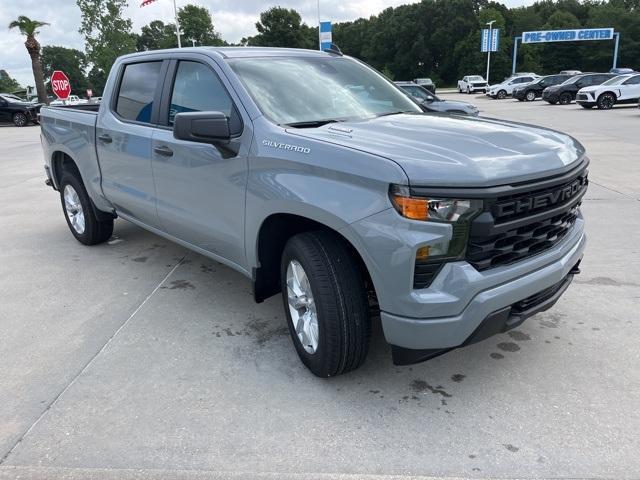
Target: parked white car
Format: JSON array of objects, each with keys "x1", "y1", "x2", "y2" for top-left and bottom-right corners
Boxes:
[
  {"x1": 576, "y1": 74, "x2": 640, "y2": 109},
  {"x1": 458, "y1": 75, "x2": 487, "y2": 93},
  {"x1": 486, "y1": 75, "x2": 539, "y2": 99},
  {"x1": 50, "y1": 95, "x2": 88, "y2": 106}
]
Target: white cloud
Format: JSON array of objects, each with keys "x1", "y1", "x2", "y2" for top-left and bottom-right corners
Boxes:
[{"x1": 1, "y1": 0, "x2": 534, "y2": 88}]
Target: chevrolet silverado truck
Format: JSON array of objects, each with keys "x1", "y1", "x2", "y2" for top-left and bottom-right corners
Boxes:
[{"x1": 40, "y1": 47, "x2": 587, "y2": 377}]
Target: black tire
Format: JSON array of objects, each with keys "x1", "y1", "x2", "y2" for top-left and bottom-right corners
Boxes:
[
  {"x1": 280, "y1": 230, "x2": 371, "y2": 377},
  {"x1": 597, "y1": 93, "x2": 615, "y2": 110},
  {"x1": 466, "y1": 86, "x2": 471, "y2": 94},
  {"x1": 559, "y1": 92, "x2": 572, "y2": 105},
  {"x1": 497, "y1": 90, "x2": 507, "y2": 100},
  {"x1": 525, "y1": 91, "x2": 536, "y2": 102},
  {"x1": 458, "y1": 87, "x2": 462, "y2": 93},
  {"x1": 12, "y1": 112, "x2": 28, "y2": 127},
  {"x1": 59, "y1": 171, "x2": 114, "y2": 245}
]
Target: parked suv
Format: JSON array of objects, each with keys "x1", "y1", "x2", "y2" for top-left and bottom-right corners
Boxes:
[
  {"x1": 487, "y1": 75, "x2": 539, "y2": 99},
  {"x1": 458, "y1": 75, "x2": 487, "y2": 94},
  {"x1": 513, "y1": 74, "x2": 573, "y2": 102},
  {"x1": 396, "y1": 82, "x2": 479, "y2": 115},
  {"x1": 576, "y1": 74, "x2": 640, "y2": 109},
  {"x1": 39, "y1": 47, "x2": 587, "y2": 377},
  {"x1": 542, "y1": 73, "x2": 615, "y2": 105},
  {"x1": 0, "y1": 93, "x2": 41, "y2": 126},
  {"x1": 414, "y1": 78, "x2": 436, "y2": 93}
]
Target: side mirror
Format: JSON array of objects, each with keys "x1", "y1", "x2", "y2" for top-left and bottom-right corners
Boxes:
[{"x1": 173, "y1": 111, "x2": 230, "y2": 144}]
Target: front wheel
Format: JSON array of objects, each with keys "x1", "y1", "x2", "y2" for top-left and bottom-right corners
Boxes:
[
  {"x1": 597, "y1": 93, "x2": 615, "y2": 110},
  {"x1": 497, "y1": 90, "x2": 507, "y2": 100},
  {"x1": 525, "y1": 91, "x2": 536, "y2": 102},
  {"x1": 559, "y1": 92, "x2": 572, "y2": 105},
  {"x1": 280, "y1": 231, "x2": 371, "y2": 377},
  {"x1": 12, "y1": 112, "x2": 28, "y2": 127},
  {"x1": 59, "y1": 172, "x2": 114, "y2": 245}
]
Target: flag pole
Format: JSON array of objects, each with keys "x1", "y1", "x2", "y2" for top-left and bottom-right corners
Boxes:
[{"x1": 173, "y1": 0, "x2": 181, "y2": 48}]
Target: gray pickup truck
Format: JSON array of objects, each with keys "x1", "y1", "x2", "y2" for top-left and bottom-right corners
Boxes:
[{"x1": 40, "y1": 47, "x2": 587, "y2": 377}]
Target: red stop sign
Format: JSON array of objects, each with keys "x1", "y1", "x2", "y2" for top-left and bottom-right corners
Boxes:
[{"x1": 51, "y1": 70, "x2": 71, "y2": 100}]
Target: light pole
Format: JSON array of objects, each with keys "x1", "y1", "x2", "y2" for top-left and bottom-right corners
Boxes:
[
  {"x1": 173, "y1": 0, "x2": 182, "y2": 48},
  {"x1": 317, "y1": 0, "x2": 321, "y2": 49},
  {"x1": 485, "y1": 20, "x2": 495, "y2": 84}
]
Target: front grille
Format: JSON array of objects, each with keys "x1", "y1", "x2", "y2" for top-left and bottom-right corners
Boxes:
[{"x1": 466, "y1": 166, "x2": 588, "y2": 271}]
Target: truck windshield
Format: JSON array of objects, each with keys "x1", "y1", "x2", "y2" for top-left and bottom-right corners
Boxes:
[{"x1": 228, "y1": 56, "x2": 421, "y2": 126}]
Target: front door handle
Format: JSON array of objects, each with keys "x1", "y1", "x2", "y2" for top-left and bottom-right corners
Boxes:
[
  {"x1": 98, "y1": 134, "x2": 112, "y2": 143},
  {"x1": 153, "y1": 145, "x2": 173, "y2": 157}
]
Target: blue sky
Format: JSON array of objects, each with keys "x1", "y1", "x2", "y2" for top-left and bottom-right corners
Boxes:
[{"x1": 1, "y1": 0, "x2": 534, "y2": 87}]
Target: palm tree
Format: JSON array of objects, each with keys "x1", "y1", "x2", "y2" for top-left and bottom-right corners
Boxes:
[{"x1": 9, "y1": 16, "x2": 49, "y2": 104}]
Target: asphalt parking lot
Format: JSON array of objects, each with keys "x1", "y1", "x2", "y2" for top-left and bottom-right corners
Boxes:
[{"x1": 0, "y1": 95, "x2": 639, "y2": 480}]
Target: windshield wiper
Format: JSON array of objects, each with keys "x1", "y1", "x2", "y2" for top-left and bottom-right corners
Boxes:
[
  {"x1": 374, "y1": 110, "x2": 414, "y2": 118},
  {"x1": 283, "y1": 119, "x2": 341, "y2": 128}
]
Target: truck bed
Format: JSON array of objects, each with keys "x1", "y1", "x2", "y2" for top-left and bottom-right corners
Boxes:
[{"x1": 40, "y1": 105, "x2": 105, "y2": 210}]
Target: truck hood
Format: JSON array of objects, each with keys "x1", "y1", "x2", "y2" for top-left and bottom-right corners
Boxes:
[{"x1": 288, "y1": 113, "x2": 584, "y2": 187}]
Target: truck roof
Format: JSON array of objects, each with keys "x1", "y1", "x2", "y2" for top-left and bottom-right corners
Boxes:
[{"x1": 119, "y1": 46, "x2": 332, "y2": 61}]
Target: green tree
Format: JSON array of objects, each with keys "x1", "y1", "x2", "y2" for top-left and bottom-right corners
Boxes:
[
  {"x1": 8, "y1": 16, "x2": 49, "y2": 103},
  {"x1": 245, "y1": 7, "x2": 314, "y2": 48},
  {"x1": 137, "y1": 20, "x2": 177, "y2": 50},
  {"x1": 41, "y1": 46, "x2": 89, "y2": 96},
  {"x1": 178, "y1": 4, "x2": 224, "y2": 46},
  {"x1": 0, "y1": 70, "x2": 22, "y2": 92},
  {"x1": 76, "y1": 0, "x2": 137, "y2": 94}
]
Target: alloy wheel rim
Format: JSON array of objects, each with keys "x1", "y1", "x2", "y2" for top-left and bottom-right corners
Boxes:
[
  {"x1": 15, "y1": 114, "x2": 26, "y2": 126},
  {"x1": 286, "y1": 260, "x2": 319, "y2": 354},
  {"x1": 526, "y1": 92, "x2": 535, "y2": 101},
  {"x1": 602, "y1": 96, "x2": 614, "y2": 109},
  {"x1": 63, "y1": 185, "x2": 85, "y2": 234}
]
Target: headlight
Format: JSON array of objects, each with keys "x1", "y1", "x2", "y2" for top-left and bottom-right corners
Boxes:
[
  {"x1": 390, "y1": 185, "x2": 483, "y2": 287},
  {"x1": 389, "y1": 185, "x2": 482, "y2": 223}
]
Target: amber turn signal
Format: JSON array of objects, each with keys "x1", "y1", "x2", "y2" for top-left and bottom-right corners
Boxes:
[{"x1": 390, "y1": 193, "x2": 429, "y2": 221}]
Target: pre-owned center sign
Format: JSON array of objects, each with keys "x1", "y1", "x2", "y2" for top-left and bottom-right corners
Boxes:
[{"x1": 522, "y1": 28, "x2": 614, "y2": 44}]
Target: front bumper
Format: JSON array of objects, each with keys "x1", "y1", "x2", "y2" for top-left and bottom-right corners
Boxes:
[
  {"x1": 381, "y1": 228, "x2": 585, "y2": 353},
  {"x1": 348, "y1": 207, "x2": 585, "y2": 356},
  {"x1": 391, "y1": 267, "x2": 579, "y2": 365},
  {"x1": 543, "y1": 91, "x2": 559, "y2": 103}
]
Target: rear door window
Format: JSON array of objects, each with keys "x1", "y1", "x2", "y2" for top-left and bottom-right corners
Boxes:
[{"x1": 115, "y1": 61, "x2": 163, "y2": 123}]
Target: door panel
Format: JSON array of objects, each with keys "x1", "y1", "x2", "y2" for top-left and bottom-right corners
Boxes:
[
  {"x1": 151, "y1": 59, "x2": 250, "y2": 267},
  {"x1": 97, "y1": 60, "x2": 165, "y2": 226}
]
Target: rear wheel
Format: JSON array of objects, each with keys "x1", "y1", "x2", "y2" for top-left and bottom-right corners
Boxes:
[
  {"x1": 12, "y1": 112, "x2": 27, "y2": 127},
  {"x1": 59, "y1": 172, "x2": 114, "y2": 245},
  {"x1": 559, "y1": 92, "x2": 572, "y2": 105},
  {"x1": 497, "y1": 90, "x2": 507, "y2": 100},
  {"x1": 466, "y1": 86, "x2": 471, "y2": 94},
  {"x1": 280, "y1": 231, "x2": 371, "y2": 377},
  {"x1": 525, "y1": 91, "x2": 536, "y2": 102},
  {"x1": 597, "y1": 93, "x2": 615, "y2": 110}
]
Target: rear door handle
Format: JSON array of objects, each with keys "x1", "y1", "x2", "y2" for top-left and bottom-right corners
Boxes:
[
  {"x1": 98, "y1": 134, "x2": 112, "y2": 143},
  {"x1": 153, "y1": 145, "x2": 174, "y2": 157}
]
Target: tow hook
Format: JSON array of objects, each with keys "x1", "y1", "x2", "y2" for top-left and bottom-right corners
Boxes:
[{"x1": 569, "y1": 259, "x2": 582, "y2": 275}]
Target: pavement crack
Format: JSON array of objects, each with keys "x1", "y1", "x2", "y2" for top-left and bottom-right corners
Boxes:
[{"x1": 0, "y1": 255, "x2": 188, "y2": 465}]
